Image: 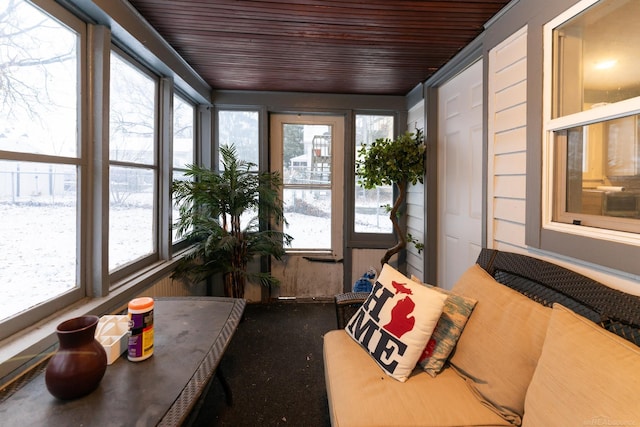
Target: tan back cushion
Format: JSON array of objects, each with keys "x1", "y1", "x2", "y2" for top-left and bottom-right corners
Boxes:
[
  {"x1": 522, "y1": 304, "x2": 640, "y2": 426},
  {"x1": 449, "y1": 264, "x2": 552, "y2": 424}
]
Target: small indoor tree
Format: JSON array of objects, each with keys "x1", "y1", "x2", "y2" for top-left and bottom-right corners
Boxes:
[
  {"x1": 172, "y1": 144, "x2": 293, "y2": 298},
  {"x1": 356, "y1": 129, "x2": 426, "y2": 268}
]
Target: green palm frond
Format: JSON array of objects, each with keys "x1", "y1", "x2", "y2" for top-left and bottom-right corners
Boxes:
[{"x1": 171, "y1": 144, "x2": 292, "y2": 296}]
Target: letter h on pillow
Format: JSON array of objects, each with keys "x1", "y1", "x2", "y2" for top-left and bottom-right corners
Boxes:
[{"x1": 345, "y1": 264, "x2": 448, "y2": 382}]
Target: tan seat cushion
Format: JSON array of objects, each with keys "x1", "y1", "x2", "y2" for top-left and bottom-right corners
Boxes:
[
  {"x1": 323, "y1": 329, "x2": 512, "y2": 427},
  {"x1": 522, "y1": 304, "x2": 640, "y2": 426},
  {"x1": 449, "y1": 264, "x2": 552, "y2": 425}
]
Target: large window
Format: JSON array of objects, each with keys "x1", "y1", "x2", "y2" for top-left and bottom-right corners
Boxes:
[
  {"x1": 216, "y1": 110, "x2": 260, "y2": 231},
  {"x1": 354, "y1": 115, "x2": 394, "y2": 233},
  {"x1": 0, "y1": 0, "x2": 82, "y2": 327},
  {"x1": 218, "y1": 110, "x2": 259, "y2": 167},
  {"x1": 172, "y1": 94, "x2": 195, "y2": 243},
  {"x1": 545, "y1": 0, "x2": 640, "y2": 241},
  {"x1": 0, "y1": 0, "x2": 210, "y2": 376},
  {"x1": 108, "y1": 51, "x2": 158, "y2": 272}
]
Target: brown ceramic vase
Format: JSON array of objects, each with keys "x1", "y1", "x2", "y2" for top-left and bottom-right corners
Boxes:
[{"x1": 45, "y1": 315, "x2": 107, "y2": 400}]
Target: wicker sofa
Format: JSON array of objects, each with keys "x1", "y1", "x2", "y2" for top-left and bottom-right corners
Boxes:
[{"x1": 323, "y1": 249, "x2": 640, "y2": 427}]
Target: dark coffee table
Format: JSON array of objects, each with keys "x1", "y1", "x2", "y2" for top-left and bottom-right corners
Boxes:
[{"x1": 0, "y1": 296, "x2": 246, "y2": 426}]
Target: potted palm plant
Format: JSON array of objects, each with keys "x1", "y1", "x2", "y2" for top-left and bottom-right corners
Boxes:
[
  {"x1": 172, "y1": 144, "x2": 293, "y2": 298},
  {"x1": 356, "y1": 129, "x2": 426, "y2": 268}
]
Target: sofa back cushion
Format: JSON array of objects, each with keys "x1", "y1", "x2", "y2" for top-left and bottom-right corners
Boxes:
[
  {"x1": 449, "y1": 264, "x2": 552, "y2": 424},
  {"x1": 522, "y1": 304, "x2": 640, "y2": 426}
]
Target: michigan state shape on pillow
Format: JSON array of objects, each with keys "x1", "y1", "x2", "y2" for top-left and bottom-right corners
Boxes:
[{"x1": 345, "y1": 264, "x2": 448, "y2": 382}]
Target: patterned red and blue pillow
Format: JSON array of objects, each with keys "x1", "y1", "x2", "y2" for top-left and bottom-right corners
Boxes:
[{"x1": 416, "y1": 285, "x2": 477, "y2": 376}]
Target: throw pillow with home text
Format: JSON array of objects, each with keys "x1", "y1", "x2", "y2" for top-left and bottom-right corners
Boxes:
[{"x1": 345, "y1": 264, "x2": 447, "y2": 382}]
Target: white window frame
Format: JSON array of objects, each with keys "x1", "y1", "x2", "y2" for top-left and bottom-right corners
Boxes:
[{"x1": 542, "y1": 0, "x2": 640, "y2": 248}]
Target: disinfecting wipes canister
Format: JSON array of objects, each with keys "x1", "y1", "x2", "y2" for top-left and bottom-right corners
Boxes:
[{"x1": 127, "y1": 297, "x2": 154, "y2": 361}]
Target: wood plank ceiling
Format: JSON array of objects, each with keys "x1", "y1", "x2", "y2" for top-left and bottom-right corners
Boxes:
[{"x1": 127, "y1": 0, "x2": 511, "y2": 96}]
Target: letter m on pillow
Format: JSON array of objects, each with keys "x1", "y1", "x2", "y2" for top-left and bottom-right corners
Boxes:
[{"x1": 346, "y1": 282, "x2": 407, "y2": 373}]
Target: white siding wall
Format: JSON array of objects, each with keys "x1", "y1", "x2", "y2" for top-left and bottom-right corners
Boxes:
[
  {"x1": 487, "y1": 26, "x2": 640, "y2": 295},
  {"x1": 406, "y1": 100, "x2": 426, "y2": 281},
  {"x1": 487, "y1": 26, "x2": 529, "y2": 252}
]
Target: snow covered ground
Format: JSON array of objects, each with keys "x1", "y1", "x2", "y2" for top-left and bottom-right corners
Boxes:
[
  {"x1": 0, "y1": 200, "x2": 154, "y2": 321},
  {"x1": 0, "y1": 202, "x2": 76, "y2": 320},
  {"x1": 0, "y1": 200, "x2": 389, "y2": 321}
]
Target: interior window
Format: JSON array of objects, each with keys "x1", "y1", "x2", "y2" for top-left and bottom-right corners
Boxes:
[
  {"x1": 553, "y1": 0, "x2": 640, "y2": 118},
  {"x1": 547, "y1": 0, "x2": 640, "y2": 237}
]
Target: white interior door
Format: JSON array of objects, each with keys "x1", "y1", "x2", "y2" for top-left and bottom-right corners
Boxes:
[{"x1": 437, "y1": 60, "x2": 483, "y2": 290}]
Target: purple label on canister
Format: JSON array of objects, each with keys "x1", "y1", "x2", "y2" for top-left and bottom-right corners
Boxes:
[
  {"x1": 128, "y1": 310, "x2": 153, "y2": 330},
  {"x1": 128, "y1": 309, "x2": 154, "y2": 360},
  {"x1": 128, "y1": 333, "x2": 143, "y2": 357}
]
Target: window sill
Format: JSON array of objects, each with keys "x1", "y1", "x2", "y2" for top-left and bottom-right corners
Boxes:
[
  {"x1": 539, "y1": 225, "x2": 640, "y2": 277},
  {"x1": 543, "y1": 221, "x2": 640, "y2": 248}
]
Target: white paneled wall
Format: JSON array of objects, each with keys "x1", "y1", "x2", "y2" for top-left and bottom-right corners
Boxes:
[
  {"x1": 487, "y1": 26, "x2": 528, "y2": 252},
  {"x1": 406, "y1": 100, "x2": 426, "y2": 280}
]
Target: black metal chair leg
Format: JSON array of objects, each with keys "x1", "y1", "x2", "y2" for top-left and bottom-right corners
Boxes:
[{"x1": 215, "y1": 367, "x2": 233, "y2": 405}]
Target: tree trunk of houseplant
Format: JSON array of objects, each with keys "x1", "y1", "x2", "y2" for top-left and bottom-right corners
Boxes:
[
  {"x1": 381, "y1": 180, "x2": 407, "y2": 266},
  {"x1": 224, "y1": 271, "x2": 245, "y2": 299}
]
